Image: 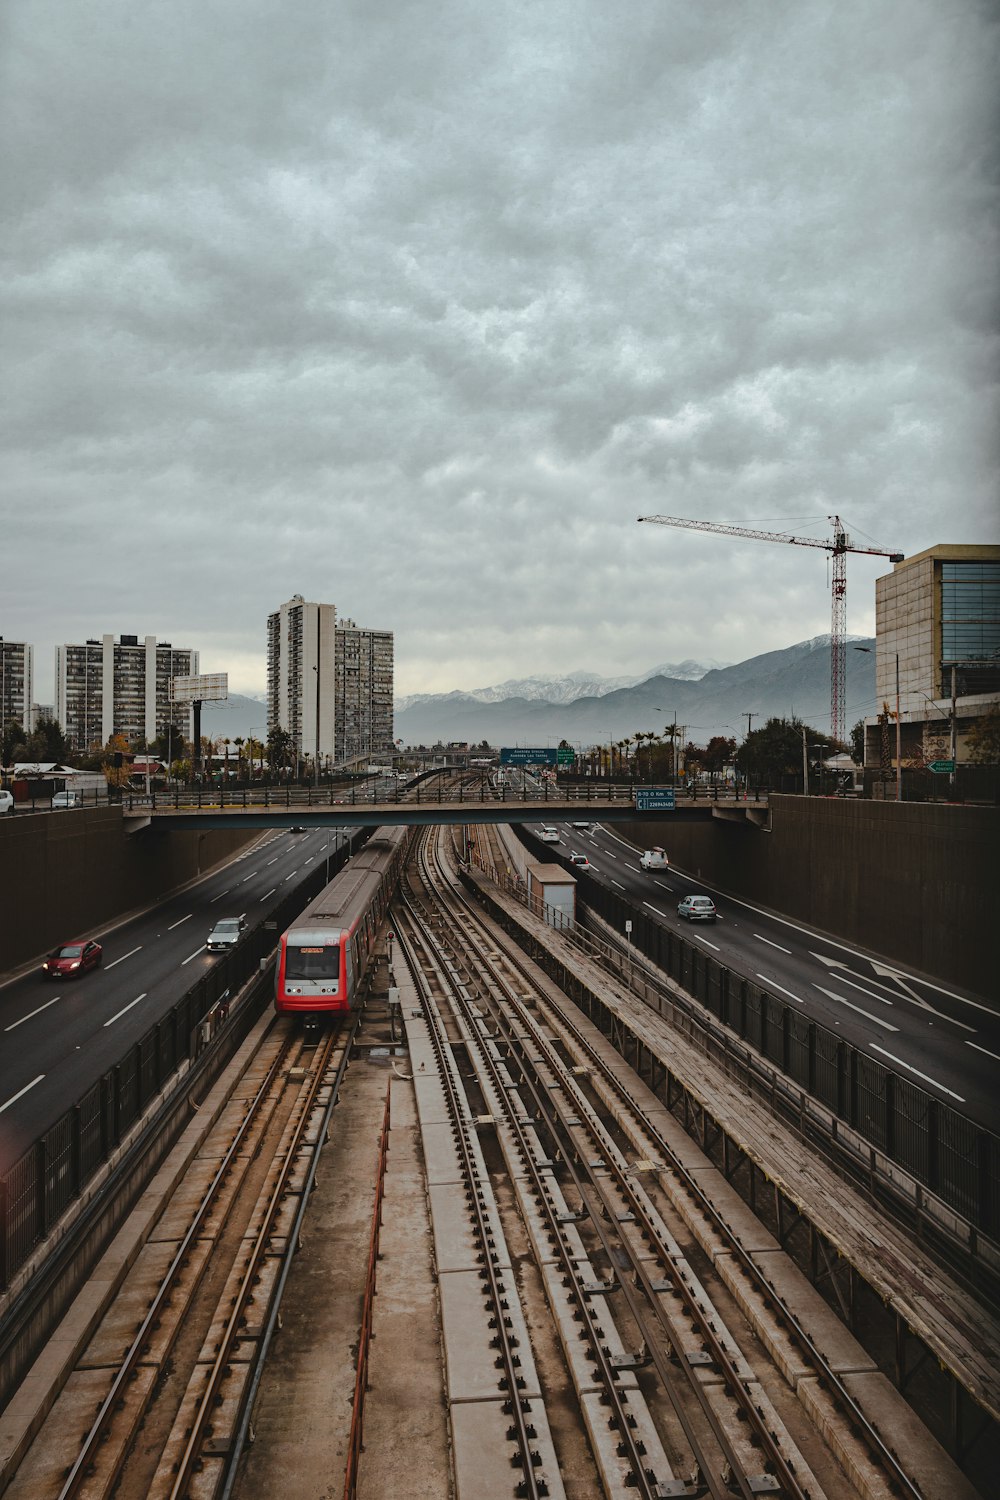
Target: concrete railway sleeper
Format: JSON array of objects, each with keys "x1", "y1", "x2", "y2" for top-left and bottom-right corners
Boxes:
[
  {"x1": 5, "y1": 1016, "x2": 356, "y2": 1500},
  {"x1": 409, "y1": 823, "x2": 980, "y2": 1499}
]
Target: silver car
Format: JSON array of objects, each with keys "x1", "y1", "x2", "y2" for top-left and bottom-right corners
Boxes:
[
  {"x1": 677, "y1": 894, "x2": 717, "y2": 923},
  {"x1": 207, "y1": 914, "x2": 247, "y2": 952}
]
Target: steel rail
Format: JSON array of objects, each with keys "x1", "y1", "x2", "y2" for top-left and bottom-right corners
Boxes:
[
  {"x1": 403, "y1": 847, "x2": 671, "y2": 1500},
  {"x1": 170, "y1": 1026, "x2": 344, "y2": 1499},
  {"x1": 58, "y1": 1020, "x2": 295, "y2": 1500},
  {"x1": 217, "y1": 1015, "x2": 360, "y2": 1500},
  {"x1": 392, "y1": 905, "x2": 551, "y2": 1500},
  {"x1": 409, "y1": 849, "x2": 744, "y2": 1500},
  {"x1": 457, "y1": 828, "x2": 926, "y2": 1500},
  {"x1": 343, "y1": 1082, "x2": 392, "y2": 1500}
]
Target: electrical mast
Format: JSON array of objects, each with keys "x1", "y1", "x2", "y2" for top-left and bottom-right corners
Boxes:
[{"x1": 637, "y1": 514, "x2": 904, "y2": 743}]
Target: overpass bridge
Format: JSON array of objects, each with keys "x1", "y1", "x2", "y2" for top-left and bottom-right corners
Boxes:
[{"x1": 118, "y1": 782, "x2": 769, "y2": 832}]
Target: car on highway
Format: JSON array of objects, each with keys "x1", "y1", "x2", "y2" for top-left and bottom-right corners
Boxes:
[
  {"x1": 52, "y1": 790, "x2": 81, "y2": 809},
  {"x1": 0, "y1": 790, "x2": 13, "y2": 814},
  {"x1": 572, "y1": 820, "x2": 592, "y2": 830},
  {"x1": 538, "y1": 825, "x2": 560, "y2": 843},
  {"x1": 206, "y1": 914, "x2": 247, "y2": 952},
  {"x1": 677, "y1": 894, "x2": 717, "y2": 923},
  {"x1": 568, "y1": 852, "x2": 593, "y2": 870},
  {"x1": 639, "y1": 847, "x2": 669, "y2": 871},
  {"x1": 42, "y1": 939, "x2": 103, "y2": 979}
]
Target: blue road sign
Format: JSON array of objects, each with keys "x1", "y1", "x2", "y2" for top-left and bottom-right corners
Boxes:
[{"x1": 634, "y1": 788, "x2": 676, "y2": 812}]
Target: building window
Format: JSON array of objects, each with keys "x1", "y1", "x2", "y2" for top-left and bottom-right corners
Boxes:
[{"x1": 940, "y1": 561, "x2": 1000, "y2": 695}]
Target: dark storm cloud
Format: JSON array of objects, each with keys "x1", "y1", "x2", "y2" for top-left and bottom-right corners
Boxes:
[{"x1": 2, "y1": 0, "x2": 997, "y2": 698}]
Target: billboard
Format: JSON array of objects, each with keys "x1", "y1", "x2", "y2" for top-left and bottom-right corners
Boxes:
[{"x1": 172, "y1": 672, "x2": 228, "y2": 705}]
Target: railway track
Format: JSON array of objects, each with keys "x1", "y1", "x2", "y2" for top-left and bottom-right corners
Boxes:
[
  {"x1": 392, "y1": 822, "x2": 943, "y2": 1499},
  {"x1": 6, "y1": 1014, "x2": 356, "y2": 1500}
]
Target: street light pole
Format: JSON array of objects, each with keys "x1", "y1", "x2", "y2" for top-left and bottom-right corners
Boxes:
[{"x1": 895, "y1": 653, "x2": 902, "y2": 803}]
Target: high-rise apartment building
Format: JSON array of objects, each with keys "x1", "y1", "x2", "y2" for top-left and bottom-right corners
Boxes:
[
  {"x1": 0, "y1": 639, "x2": 34, "y2": 734},
  {"x1": 55, "y1": 635, "x2": 199, "y2": 752},
  {"x1": 335, "y1": 618, "x2": 394, "y2": 762},
  {"x1": 267, "y1": 597, "x2": 393, "y2": 768}
]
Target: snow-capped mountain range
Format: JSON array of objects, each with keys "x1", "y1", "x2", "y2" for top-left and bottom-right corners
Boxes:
[{"x1": 394, "y1": 659, "x2": 727, "y2": 714}]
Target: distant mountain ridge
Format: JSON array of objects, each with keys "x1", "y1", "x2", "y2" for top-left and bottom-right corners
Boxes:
[
  {"x1": 394, "y1": 659, "x2": 726, "y2": 713},
  {"x1": 394, "y1": 636, "x2": 875, "y2": 747}
]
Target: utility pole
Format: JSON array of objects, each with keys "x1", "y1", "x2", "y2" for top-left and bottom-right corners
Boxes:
[
  {"x1": 895, "y1": 654, "x2": 902, "y2": 803},
  {"x1": 950, "y1": 665, "x2": 957, "y2": 793},
  {"x1": 801, "y1": 725, "x2": 809, "y2": 796},
  {"x1": 744, "y1": 711, "x2": 756, "y2": 739}
]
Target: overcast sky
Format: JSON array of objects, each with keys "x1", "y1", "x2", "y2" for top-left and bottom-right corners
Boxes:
[{"x1": 3, "y1": 0, "x2": 998, "y2": 706}]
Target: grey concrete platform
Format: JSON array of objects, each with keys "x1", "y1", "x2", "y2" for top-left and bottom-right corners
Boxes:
[
  {"x1": 428, "y1": 1179, "x2": 513, "y2": 1276},
  {"x1": 438, "y1": 1267, "x2": 543, "y2": 1403},
  {"x1": 451, "y1": 1397, "x2": 566, "y2": 1500}
]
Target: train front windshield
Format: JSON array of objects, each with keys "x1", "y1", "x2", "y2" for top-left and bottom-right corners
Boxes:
[{"x1": 285, "y1": 943, "x2": 340, "y2": 980}]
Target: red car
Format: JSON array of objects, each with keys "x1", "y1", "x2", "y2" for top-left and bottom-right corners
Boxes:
[{"x1": 42, "y1": 939, "x2": 103, "y2": 979}]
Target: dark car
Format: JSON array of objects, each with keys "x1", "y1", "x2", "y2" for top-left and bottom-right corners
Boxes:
[{"x1": 42, "y1": 939, "x2": 103, "y2": 979}]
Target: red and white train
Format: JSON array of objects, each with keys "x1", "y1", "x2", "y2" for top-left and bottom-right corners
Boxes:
[{"x1": 275, "y1": 826, "x2": 411, "y2": 1020}]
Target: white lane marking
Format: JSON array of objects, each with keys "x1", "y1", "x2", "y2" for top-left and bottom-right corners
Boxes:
[
  {"x1": 754, "y1": 934, "x2": 792, "y2": 954},
  {"x1": 104, "y1": 993, "x2": 147, "y2": 1026},
  {"x1": 267, "y1": 858, "x2": 279, "y2": 866},
  {"x1": 304, "y1": 856, "x2": 314, "y2": 864},
  {"x1": 181, "y1": 946, "x2": 206, "y2": 965},
  {"x1": 106, "y1": 946, "x2": 142, "y2": 970},
  {"x1": 812, "y1": 965, "x2": 894, "y2": 1008},
  {"x1": 0, "y1": 1075, "x2": 45, "y2": 1113},
  {"x1": 210, "y1": 888, "x2": 230, "y2": 904},
  {"x1": 757, "y1": 975, "x2": 804, "y2": 1004},
  {"x1": 284, "y1": 870, "x2": 298, "y2": 881},
  {"x1": 692, "y1": 933, "x2": 720, "y2": 951},
  {"x1": 965, "y1": 1040, "x2": 1000, "y2": 1063},
  {"x1": 869, "y1": 1044, "x2": 965, "y2": 1102},
  {"x1": 5, "y1": 996, "x2": 62, "y2": 1031},
  {"x1": 812, "y1": 953, "x2": 975, "y2": 1030},
  {"x1": 259, "y1": 888, "x2": 276, "y2": 902},
  {"x1": 167, "y1": 914, "x2": 191, "y2": 931},
  {"x1": 653, "y1": 878, "x2": 675, "y2": 891},
  {"x1": 813, "y1": 984, "x2": 898, "y2": 1032},
  {"x1": 241, "y1": 870, "x2": 258, "y2": 882},
  {"x1": 642, "y1": 902, "x2": 671, "y2": 918},
  {"x1": 610, "y1": 879, "x2": 626, "y2": 890}
]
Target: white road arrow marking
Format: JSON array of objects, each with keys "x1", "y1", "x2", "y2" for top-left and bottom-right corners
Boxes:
[
  {"x1": 813, "y1": 984, "x2": 899, "y2": 1032},
  {"x1": 810, "y1": 953, "x2": 976, "y2": 1032}
]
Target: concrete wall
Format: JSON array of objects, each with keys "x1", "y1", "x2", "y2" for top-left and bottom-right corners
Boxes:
[
  {"x1": 0, "y1": 810, "x2": 257, "y2": 972},
  {"x1": 622, "y1": 796, "x2": 996, "y2": 996}
]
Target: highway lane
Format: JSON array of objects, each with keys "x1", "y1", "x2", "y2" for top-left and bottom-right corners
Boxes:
[
  {"x1": 533, "y1": 821, "x2": 1000, "y2": 1137},
  {"x1": 0, "y1": 826, "x2": 349, "y2": 1165}
]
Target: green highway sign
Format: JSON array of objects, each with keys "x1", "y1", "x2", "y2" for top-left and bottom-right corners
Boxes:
[
  {"x1": 556, "y1": 748, "x2": 575, "y2": 766},
  {"x1": 635, "y1": 788, "x2": 676, "y2": 811},
  {"x1": 928, "y1": 760, "x2": 955, "y2": 774}
]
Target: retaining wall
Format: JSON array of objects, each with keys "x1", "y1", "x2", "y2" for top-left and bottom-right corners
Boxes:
[
  {"x1": 0, "y1": 810, "x2": 257, "y2": 972},
  {"x1": 621, "y1": 796, "x2": 995, "y2": 995}
]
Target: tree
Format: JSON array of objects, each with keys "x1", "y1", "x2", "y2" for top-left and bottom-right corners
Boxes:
[
  {"x1": 967, "y1": 703, "x2": 1000, "y2": 765},
  {"x1": 267, "y1": 727, "x2": 295, "y2": 777},
  {"x1": 102, "y1": 733, "x2": 132, "y2": 788},
  {"x1": 703, "y1": 736, "x2": 736, "y2": 773},
  {"x1": 23, "y1": 715, "x2": 69, "y2": 764},
  {"x1": 2, "y1": 719, "x2": 27, "y2": 765},
  {"x1": 849, "y1": 719, "x2": 866, "y2": 766},
  {"x1": 735, "y1": 717, "x2": 827, "y2": 784}
]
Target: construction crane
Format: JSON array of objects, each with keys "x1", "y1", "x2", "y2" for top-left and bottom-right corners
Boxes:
[{"x1": 637, "y1": 513, "x2": 904, "y2": 744}]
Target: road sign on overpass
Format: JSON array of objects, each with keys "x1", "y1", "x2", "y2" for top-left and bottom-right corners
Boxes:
[
  {"x1": 634, "y1": 788, "x2": 676, "y2": 811},
  {"x1": 500, "y1": 748, "x2": 574, "y2": 767}
]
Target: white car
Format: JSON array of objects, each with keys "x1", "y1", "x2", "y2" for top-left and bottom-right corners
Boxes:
[
  {"x1": 0, "y1": 790, "x2": 13, "y2": 814},
  {"x1": 639, "y1": 847, "x2": 669, "y2": 871},
  {"x1": 568, "y1": 852, "x2": 593, "y2": 870},
  {"x1": 52, "y1": 791, "x2": 81, "y2": 809},
  {"x1": 538, "y1": 825, "x2": 560, "y2": 843}
]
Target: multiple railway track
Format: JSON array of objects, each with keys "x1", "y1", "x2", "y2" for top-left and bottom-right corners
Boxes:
[
  {"x1": 391, "y1": 823, "x2": 958, "y2": 1499},
  {"x1": 2, "y1": 812, "x2": 986, "y2": 1499},
  {"x1": 7, "y1": 1015, "x2": 356, "y2": 1500}
]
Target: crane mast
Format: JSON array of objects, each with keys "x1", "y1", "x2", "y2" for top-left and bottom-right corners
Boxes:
[{"x1": 638, "y1": 513, "x2": 904, "y2": 744}]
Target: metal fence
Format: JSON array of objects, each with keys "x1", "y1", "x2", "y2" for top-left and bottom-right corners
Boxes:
[
  {"x1": 0, "y1": 854, "x2": 345, "y2": 1291},
  {"x1": 521, "y1": 833, "x2": 999, "y2": 1237}
]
